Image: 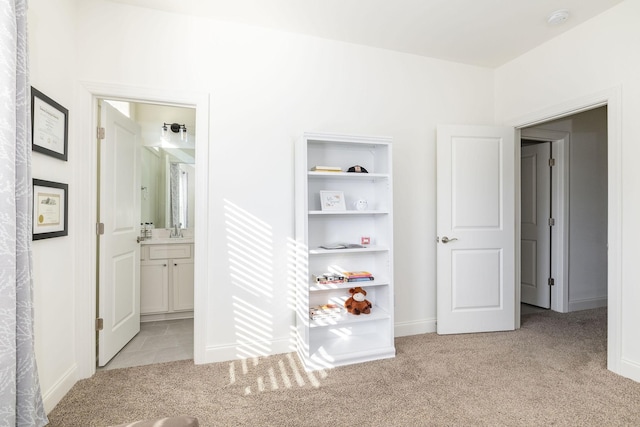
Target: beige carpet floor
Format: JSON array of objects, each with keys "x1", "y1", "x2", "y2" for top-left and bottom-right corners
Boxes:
[{"x1": 47, "y1": 307, "x2": 640, "y2": 426}]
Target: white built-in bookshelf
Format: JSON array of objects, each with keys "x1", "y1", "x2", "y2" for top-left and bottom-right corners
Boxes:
[{"x1": 295, "y1": 132, "x2": 395, "y2": 371}]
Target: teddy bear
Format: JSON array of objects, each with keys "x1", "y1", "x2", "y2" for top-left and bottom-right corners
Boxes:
[{"x1": 344, "y1": 287, "x2": 372, "y2": 315}]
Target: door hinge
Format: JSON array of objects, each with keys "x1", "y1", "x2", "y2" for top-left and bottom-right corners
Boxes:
[
  {"x1": 548, "y1": 278, "x2": 555, "y2": 286},
  {"x1": 548, "y1": 218, "x2": 555, "y2": 226},
  {"x1": 549, "y1": 158, "x2": 556, "y2": 167},
  {"x1": 97, "y1": 127, "x2": 105, "y2": 140},
  {"x1": 95, "y1": 318, "x2": 104, "y2": 331},
  {"x1": 96, "y1": 222, "x2": 105, "y2": 235}
]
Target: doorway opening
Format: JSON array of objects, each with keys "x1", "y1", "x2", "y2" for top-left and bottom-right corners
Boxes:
[
  {"x1": 520, "y1": 106, "x2": 608, "y2": 317},
  {"x1": 96, "y1": 98, "x2": 197, "y2": 370}
]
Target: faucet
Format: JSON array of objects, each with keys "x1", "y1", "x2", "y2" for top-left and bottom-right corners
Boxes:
[{"x1": 170, "y1": 223, "x2": 183, "y2": 238}]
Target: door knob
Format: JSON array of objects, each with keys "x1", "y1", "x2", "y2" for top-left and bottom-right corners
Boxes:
[{"x1": 441, "y1": 236, "x2": 458, "y2": 244}]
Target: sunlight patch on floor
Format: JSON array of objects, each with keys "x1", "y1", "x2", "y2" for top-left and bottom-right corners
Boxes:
[{"x1": 228, "y1": 353, "x2": 329, "y2": 395}]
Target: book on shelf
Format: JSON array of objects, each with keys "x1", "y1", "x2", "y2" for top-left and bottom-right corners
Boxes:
[
  {"x1": 347, "y1": 276, "x2": 375, "y2": 282},
  {"x1": 319, "y1": 243, "x2": 364, "y2": 250},
  {"x1": 313, "y1": 273, "x2": 347, "y2": 284},
  {"x1": 342, "y1": 271, "x2": 373, "y2": 279},
  {"x1": 311, "y1": 165, "x2": 342, "y2": 172},
  {"x1": 309, "y1": 303, "x2": 345, "y2": 320}
]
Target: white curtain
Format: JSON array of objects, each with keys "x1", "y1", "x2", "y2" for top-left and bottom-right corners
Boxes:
[{"x1": 0, "y1": 0, "x2": 48, "y2": 425}]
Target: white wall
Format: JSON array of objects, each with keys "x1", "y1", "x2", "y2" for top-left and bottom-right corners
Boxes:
[
  {"x1": 28, "y1": 0, "x2": 79, "y2": 412},
  {"x1": 495, "y1": 0, "x2": 640, "y2": 380},
  {"x1": 28, "y1": 0, "x2": 495, "y2": 411},
  {"x1": 566, "y1": 108, "x2": 608, "y2": 310},
  {"x1": 73, "y1": 0, "x2": 494, "y2": 360}
]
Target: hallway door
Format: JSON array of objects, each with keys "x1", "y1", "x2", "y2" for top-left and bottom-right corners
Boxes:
[{"x1": 520, "y1": 142, "x2": 552, "y2": 309}]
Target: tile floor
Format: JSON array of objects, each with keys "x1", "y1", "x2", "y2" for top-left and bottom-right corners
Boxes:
[{"x1": 98, "y1": 318, "x2": 193, "y2": 371}]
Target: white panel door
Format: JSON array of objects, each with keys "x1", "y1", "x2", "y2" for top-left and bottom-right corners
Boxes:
[
  {"x1": 521, "y1": 142, "x2": 551, "y2": 308},
  {"x1": 98, "y1": 101, "x2": 141, "y2": 366},
  {"x1": 437, "y1": 125, "x2": 515, "y2": 334}
]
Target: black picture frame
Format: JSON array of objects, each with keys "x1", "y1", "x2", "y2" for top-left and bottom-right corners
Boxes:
[
  {"x1": 32, "y1": 179, "x2": 68, "y2": 240},
  {"x1": 31, "y1": 87, "x2": 68, "y2": 161}
]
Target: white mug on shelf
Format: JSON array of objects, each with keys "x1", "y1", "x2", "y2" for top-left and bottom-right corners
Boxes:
[{"x1": 354, "y1": 199, "x2": 368, "y2": 211}]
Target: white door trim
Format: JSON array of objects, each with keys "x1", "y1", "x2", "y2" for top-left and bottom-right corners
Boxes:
[
  {"x1": 75, "y1": 81, "x2": 210, "y2": 378},
  {"x1": 520, "y1": 129, "x2": 570, "y2": 313},
  {"x1": 505, "y1": 86, "x2": 622, "y2": 377}
]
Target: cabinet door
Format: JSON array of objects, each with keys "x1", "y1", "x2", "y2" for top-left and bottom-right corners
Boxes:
[
  {"x1": 140, "y1": 260, "x2": 169, "y2": 314},
  {"x1": 172, "y1": 258, "x2": 194, "y2": 311}
]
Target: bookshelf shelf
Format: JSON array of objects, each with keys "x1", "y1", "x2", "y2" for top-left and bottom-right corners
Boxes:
[
  {"x1": 308, "y1": 210, "x2": 390, "y2": 215},
  {"x1": 308, "y1": 245, "x2": 389, "y2": 255},
  {"x1": 308, "y1": 307, "x2": 391, "y2": 328},
  {"x1": 309, "y1": 279, "x2": 390, "y2": 292},
  {"x1": 308, "y1": 171, "x2": 390, "y2": 180},
  {"x1": 295, "y1": 132, "x2": 395, "y2": 371}
]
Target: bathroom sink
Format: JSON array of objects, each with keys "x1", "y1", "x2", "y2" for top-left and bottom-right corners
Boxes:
[{"x1": 141, "y1": 237, "x2": 194, "y2": 245}]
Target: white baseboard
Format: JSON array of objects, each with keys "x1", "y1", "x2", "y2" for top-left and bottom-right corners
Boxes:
[
  {"x1": 618, "y1": 357, "x2": 640, "y2": 383},
  {"x1": 141, "y1": 311, "x2": 194, "y2": 322},
  {"x1": 43, "y1": 363, "x2": 78, "y2": 414},
  {"x1": 568, "y1": 297, "x2": 607, "y2": 312},
  {"x1": 394, "y1": 318, "x2": 436, "y2": 337},
  {"x1": 198, "y1": 337, "x2": 294, "y2": 365}
]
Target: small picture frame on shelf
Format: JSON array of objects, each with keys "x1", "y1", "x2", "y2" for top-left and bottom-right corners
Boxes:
[{"x1": 320, "y1": 190, "x2": 346, "y2": 211}]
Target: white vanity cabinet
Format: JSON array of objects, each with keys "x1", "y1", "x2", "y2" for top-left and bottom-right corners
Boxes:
[
  {"x1": 140, "y1": 241, "x2": 194, "y2": 321},
  {"x1": 140, "y1": 259, "x2": 170, "y2": 314},
  {"x1": 172, "y1": 257, "x2": 194, "y2": 311}
]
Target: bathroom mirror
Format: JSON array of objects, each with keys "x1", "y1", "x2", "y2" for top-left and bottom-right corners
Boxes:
[
  {"x1": 106, "y1": 100, "x2": 196, "y2": 231},
  {"x1": 141, "y1": 147, "x2": 195, "y2": 229}
]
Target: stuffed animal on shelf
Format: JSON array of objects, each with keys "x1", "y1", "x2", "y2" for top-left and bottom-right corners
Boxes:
[{"x1": 344, "y1": 287, "x2": 372, "y2": 315}]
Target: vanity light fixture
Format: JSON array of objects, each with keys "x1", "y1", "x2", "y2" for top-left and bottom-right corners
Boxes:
[{"x1": 162, "y1": 122, "x2": 188, "y2": 142}]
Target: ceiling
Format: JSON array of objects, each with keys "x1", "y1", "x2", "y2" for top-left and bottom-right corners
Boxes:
[{"x1": 108, "y1": 0, "x2": 623, "y2": 67}]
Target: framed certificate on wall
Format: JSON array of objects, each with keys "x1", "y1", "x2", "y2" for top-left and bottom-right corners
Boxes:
[
  {"x1": 32, "y1": 179, "x2": 68, "y2": 240},
  {"x1": 31, "y1": 87, "x2": 68, "y2": 161}
]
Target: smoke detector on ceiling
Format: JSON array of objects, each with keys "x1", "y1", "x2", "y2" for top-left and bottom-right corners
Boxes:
[{"x1": 547, "y1": 9, "x2": 570, "y2": 25}]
